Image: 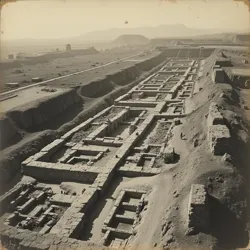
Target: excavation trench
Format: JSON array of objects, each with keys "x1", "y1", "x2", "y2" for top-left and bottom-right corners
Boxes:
[
  {"x1": 1, "y1": 48, "x2": 232, "y2": 250},
  {"x1": 0, "y1": 52, "x2": 167, "y2": 193}
]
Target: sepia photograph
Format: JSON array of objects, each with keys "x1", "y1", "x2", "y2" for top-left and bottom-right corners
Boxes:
[{"x1": 0, "y1": 0, "x2": 249, "y2": 249}]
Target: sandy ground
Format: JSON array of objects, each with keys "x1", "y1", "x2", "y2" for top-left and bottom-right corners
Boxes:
[
  {"x1": 1, "y1": 47, "x2": 154, "y2": 92},
  {"x1": 0, "y1": 48, "x2": 158, "y2": 115},
  {"x1": 0, "y1": 86, "x2": 67, "y2": 113}
]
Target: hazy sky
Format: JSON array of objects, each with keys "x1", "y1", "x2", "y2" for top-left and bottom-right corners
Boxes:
[{"x1": 1, "y1": 0, "x2": 249, "y2": 40}]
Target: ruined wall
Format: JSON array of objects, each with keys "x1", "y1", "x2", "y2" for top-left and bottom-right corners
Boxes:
[
  {"x1": 207, "y1": 103, "x2": 225, "y2": 126},
  {"x1": 208, "y1": 125, "x2": 231, "y2": 155},
  {"x1": 207, "y1": 103, "x2": 231, "y2": 155},
  {"x1": 23, "y1": 164, "x2": 98, "y2": 184},
  {"x1": 187, "y1": 184, "x2": 210, "y2": 233},
  {"x1": 6, "y1": 89, "x2": 81, "y2": 132}
]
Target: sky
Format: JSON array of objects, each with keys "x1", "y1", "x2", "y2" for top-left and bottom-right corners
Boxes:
[{"x1": 1, "y1": 0, "x2": 249, "y2": 40}]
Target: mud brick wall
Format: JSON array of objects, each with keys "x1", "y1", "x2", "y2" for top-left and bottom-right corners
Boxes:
[
  {"x1": 188, "y1": 184, "x2": 210, "y2": 231},
  {"x1": 207, "y1": 103, "x2": 231, "y2": 155},
  {"x1": 24, "y1": 162, "x2": 98, "y2": 184}
]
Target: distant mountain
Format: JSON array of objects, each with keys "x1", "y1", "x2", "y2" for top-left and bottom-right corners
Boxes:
[
  {"x1": 79, "y1": 24, "x2": 225, "y2": 42},
  {"x1": 112, "y1": 34, "x2": 149, "y2": 46},
  {"x1": 2, "y1": 24, "x2": 248, "y2": 60}
]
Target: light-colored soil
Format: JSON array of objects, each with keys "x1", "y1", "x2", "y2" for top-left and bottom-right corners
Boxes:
[{"x1": 1, "y1": 48, "x2": 156, "y2": 92}]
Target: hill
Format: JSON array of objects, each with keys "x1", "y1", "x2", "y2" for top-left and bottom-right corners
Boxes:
[
  {"x1": 112, "y1": 34, "x2": 149, "y2": 46},
  {"x1": 80, "y1": 24, "x2": 215, "y2": 42}
]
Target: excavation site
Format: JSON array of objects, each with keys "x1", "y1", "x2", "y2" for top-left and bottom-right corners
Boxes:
[{"x1": 1, "y1": 2, "x2": 250, "y2": 250}]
